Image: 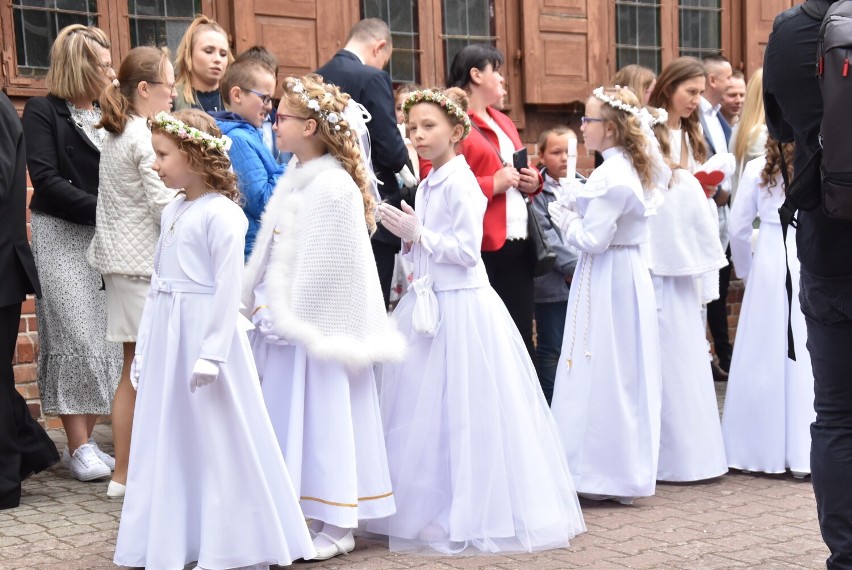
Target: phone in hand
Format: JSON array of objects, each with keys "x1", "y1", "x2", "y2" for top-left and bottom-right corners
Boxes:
[{"x1": 512, "y1": 148, "x2": 528, "y2": 172}]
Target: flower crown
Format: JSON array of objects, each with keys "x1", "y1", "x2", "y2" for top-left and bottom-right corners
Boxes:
[
  {"x1": 402, "y1": 89, "x2": 472, "y2": 138},
  {"x1": 286, "y1": 78, "x2": 346, "y2": 132},
  {"x1": 152, "y1": 112, "x2": 232, "y2": 151},
  {"x1": 593, "y1": 86, "x2": 642, "y2": 117}
]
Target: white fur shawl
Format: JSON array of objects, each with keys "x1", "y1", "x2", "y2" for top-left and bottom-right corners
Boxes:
[{"x1": 243, "y1": 154, "x2": 406, "y2": 370}]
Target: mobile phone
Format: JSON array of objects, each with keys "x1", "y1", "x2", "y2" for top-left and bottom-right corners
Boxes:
[{"x1": 512, "y1": 148, "x2": 528, "y2": 172}]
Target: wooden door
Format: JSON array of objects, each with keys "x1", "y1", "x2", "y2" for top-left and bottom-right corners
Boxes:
[{"x1": 743, "y1": 0, "x2": 795, "y2": 76}]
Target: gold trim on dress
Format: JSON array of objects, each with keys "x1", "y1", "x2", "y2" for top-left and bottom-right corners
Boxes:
[
  {"x1": 251, "y1": 305, "x2": 267, "y2": 316},
  {"x1": 300, "y1": 491, "x2": 393, "y2": 508}
]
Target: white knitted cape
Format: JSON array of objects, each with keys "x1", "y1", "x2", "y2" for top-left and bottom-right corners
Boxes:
[{"x1": 243, "y1": 153, "x2": 406, "y2": 370}]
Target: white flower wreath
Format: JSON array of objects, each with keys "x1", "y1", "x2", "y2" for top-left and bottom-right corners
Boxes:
[{"x1": 152, "y1": 111, "x2": 232, "y2": 151}]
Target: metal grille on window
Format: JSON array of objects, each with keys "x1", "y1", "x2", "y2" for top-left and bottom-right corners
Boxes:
[
  {"x1": 128, "y1": 0, "x2": 201, "y2": 54},
  {"x1": 361, "y1": 0, "x2": 420, "y2": 84},
  {"x1": 615, "y1": 0, "x2": 662, "y2": 74},
  {"x1": 442, "y1": 0, "x2": 497, "y2": 78},
  {"x1": 679, "y1": 0, "x2": 722, "y2": 59},
  {"x1": 13, "y1": 0, "x2": 99, "y2": 76}
]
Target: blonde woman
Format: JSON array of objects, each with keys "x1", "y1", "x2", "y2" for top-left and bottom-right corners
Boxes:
[
  {"x1": 172, "y1": 15, "x2": 233, "y2": 113},
  {"x1": 612, "y1": 64, "x2": 657, "y2": 106},
  {"x1": 22, "y1": 24, "x2": 123, "y2": 483},
  {"x1": 729, "y1": 68, "x2": 767, "y2": 202}
]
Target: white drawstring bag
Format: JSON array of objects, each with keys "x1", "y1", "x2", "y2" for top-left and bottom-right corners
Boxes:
[{"x1": 411, "y1": 274, "x2": 439, "y2": 336}]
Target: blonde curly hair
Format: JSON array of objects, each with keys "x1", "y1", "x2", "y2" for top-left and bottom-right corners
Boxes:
[
  {"x1": 595, "y1": 86, "x2": 655, "y2": 189},
  {"x1": 280, "y1": 73, "x2": 376, "y2": 234}
]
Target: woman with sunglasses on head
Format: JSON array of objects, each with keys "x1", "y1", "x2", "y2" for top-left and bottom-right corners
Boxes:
[
  {"x1": 22, "y1": 24, "x2": 123, "y2": 484},
  {"x1": 87, "y1": 46, "x2": 177, "y2": 498}
]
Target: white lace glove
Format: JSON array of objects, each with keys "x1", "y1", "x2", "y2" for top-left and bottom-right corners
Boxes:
[
  {"x1": 378, "y1": 200, "x2": 422, "y2": 243},
  {"x1": 189, "y1": 358, "x2": 219, "y2": 393},
  {"x1": 130, "y1": 355, "x2": 142, "y2": 390}
]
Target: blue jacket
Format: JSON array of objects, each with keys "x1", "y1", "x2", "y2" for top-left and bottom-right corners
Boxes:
[
  {"x1": 212, "y1": 111, "x2": 285, "y2": 258},
  {"x1": 532, "y1": 172, "x2": 579, "y2": 303}
]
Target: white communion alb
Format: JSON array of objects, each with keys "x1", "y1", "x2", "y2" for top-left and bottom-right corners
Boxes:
[
  {"x1": 721, "y1": 156, "x2": 815, "y2": 475},
  {"x1": 648, "y1": 169, "x2": 729, "y2": 482},
  {"x1": 550, "y1": 147, "x2": 663, "y2": 500},
  {"x1": 371, "y1": 154, "x2": 585, "y2": 554},
  {"x1": 114, "y1": 193, "x2": 315, "y2": 569},
  {"x1": 243, "y1": 154, "x2": 404, "y2": 528}
]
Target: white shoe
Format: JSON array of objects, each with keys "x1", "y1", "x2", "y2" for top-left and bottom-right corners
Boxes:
[
  {"x1": 88, "y1": 439, "x2": 115, "y2": 471},
  {"x1": 312, "y1": 529, "x2": 355, "y2": 560},
  {"x1": 61, "y1": 439, "x2": 115, "y2": 471},
  {"x1": 579, "y1": 492, "x2": 634, "y2": 506},
  {"x1": 107, "y1": 480, "x2": 126, "y2": 498},
  {"x1": 68, "y1": 443, "x2": 111, "y2": 481},
  {"x1": 791, "y1": 470, "x2": 810, "y2": 479}
]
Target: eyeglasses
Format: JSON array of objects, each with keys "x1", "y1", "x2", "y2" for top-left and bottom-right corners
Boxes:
[
  {"x1": 98, "y1": 63, "x2": 114, "y2": 71},
  {"x1": 276, "y1": 113, "x2": 308, "y2": 124},
  {"x1": 148, "y1": 81, "x2": 176, "y2": 90},
  {"x1": 581, "y1": 116, "x2": 605, "y2": 125},
  {"x1": 243, "y1": 87, "x2": 273, "y2": 106}
]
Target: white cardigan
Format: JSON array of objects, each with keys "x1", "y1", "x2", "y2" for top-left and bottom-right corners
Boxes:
[{"x1": 87, "y1": 115, "x2": 175, "y2": 276}]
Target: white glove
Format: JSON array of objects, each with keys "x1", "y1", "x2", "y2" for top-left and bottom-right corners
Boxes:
[
  {"x1": 378, "y1": 200, "x2": 422, "y2": 243},
  {"x1": 189, "y1": 358, "x2": 219, "y2": 393},
  {"x1": 548, "y1": 200, "x2": 577, "y2": 233},
  {"x1": 130, "y1": 355, "x2": 142, "y2": 390},
  {"x1": 256, "y1": 314, "x2": 289, "y2": 345}
]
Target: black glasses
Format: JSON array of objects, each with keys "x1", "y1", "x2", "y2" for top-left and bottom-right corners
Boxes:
[
  {"x1": 276, "y1": 113, "x2": 308, "y2": 124},
  {"x1": 581, "y1": 116, "x2": 605, "y2": 125},
  {"x1": 243, "y1": 87, "x2": 273, "y2": 105}
]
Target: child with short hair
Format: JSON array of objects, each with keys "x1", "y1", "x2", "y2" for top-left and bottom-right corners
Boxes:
[
  {"x1": 243, "y1": 74, "x2": 405, "y2": 561},
  {"x1": 173, "y1": 15, "x2": 232, "y2": 113},
  {"x1": 212, "y1": 58, "x2": 283, "y2": 258},
  {"x1": 549, "y1": 86, "x2": 667, "y2": 505},
  {"x1": 533, "y1": 127, "x2": 579, "y2": 404},
  {"x1": 371, "y1": 88, "x2": 584, "y2": 554},
  {"x1": 234, "y1": 46, "x2": 290, "y2": 164},
  {"x1": 113, "y1": 109, "x2": 315, "y2": 570}
]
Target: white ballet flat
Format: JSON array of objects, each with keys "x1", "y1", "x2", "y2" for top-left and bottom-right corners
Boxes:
[
  {"x1": 312, "y1": 530, "x2": 354, "y2": 560},
  {"x1": 106, "y1": 480, "x2": 126, "y2": 498},
  {"x1": 578, "y1": 492, "x2": 634, "y2": 505}
]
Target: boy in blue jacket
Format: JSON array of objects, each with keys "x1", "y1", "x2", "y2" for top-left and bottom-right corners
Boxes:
[{"x1": 212, "y1": 59, "x2": 283, "y2": 258}]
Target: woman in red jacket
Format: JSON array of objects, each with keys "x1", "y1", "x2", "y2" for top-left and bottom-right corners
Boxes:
[{"x1": 441, "y1": 44, "x2": 543, "y2": 356}]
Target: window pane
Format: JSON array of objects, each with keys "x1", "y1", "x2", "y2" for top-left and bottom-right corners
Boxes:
[
  {"x1": 442, "y1": 0, "x2": 496, "y2": 77},
  {"x1": 12, "y1": 0, "x2": 97, "y2": 75},
  {"x1": 615, "y1": 1, "x2": 661, "y2": 73},
  {"x1": 679, "y1": 0, "x2": 721, "y2": 57},
  {"x1": 361, "y1": 0, "x2": 420, "y2": 85},
  {"x1": 128, "y1": 0, "x2": 200, "y2": 48}
]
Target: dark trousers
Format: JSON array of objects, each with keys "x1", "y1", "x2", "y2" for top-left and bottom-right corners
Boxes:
[
  {"x1": 0, "y1": 303, "x2": 58, "y2": 509},
  {"x1": 372, "y1": 240, "x2": 399, "y2": 308},
  {"x1": 482, "y1": 239, "x2": 535, "y2": 360},
  {"x1": 534, "y1": 301, "x2": 567, "y2": 405},
  {"x1": 800, "y1": 268, "x2": 852, "y2": 569},
  {"x1": 707, "y1": 247, "x2": 733, "y2": 368}
]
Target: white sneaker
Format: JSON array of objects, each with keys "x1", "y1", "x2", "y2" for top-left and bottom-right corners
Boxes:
[
  {"x1": 88, "y1": 439, "x2": 115, "y2": 471},
  {"x1": 61, "y1": 439, "x2": 115, "y2": 471},
  {"x1": 106, "y1": 480, "x2": 126, "y2": 498},
  {"x1": 68, "y1": 443, "x2": 111, "y2": 481}
]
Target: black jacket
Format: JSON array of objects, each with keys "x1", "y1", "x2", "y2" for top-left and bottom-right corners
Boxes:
[
  {"x1": 22, "y1": 94, "x2": 101, "y2": 226},
  {"x1": 764, "y1": 0, "x2": 852, "y2": 277},
  {"x1": 0, "y1": 93, "x2": 40, "y2": 307},
  {"x1": 315, "y1": 50, "x2": 410, "y2": 245}
]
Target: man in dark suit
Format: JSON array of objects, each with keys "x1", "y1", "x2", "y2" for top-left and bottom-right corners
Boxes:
[
  {"x1": 316, "y1": 18, "x2": 411, "y2": 306},
  {"x1": 699, "y1": 54, "x2": 734, "y2": 380},
  {"x1": 0, "y1": 92, "x2": 59, "y2": 510}
]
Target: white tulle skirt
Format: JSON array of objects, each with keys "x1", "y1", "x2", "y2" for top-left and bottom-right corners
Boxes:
[
  {"x1": 370, "y1": 285, "x2": 585, "y2": 554},
  {"x1": 653, "y1": 274, "x2": 728, "y2": 482},
  {"x1": 251, "y1": 338, "x2": 396, "y2": 528}
]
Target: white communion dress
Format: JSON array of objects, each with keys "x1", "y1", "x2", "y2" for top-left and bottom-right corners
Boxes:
[
  {"x1": 550, "y1": 147, "x2": 663, "y2": 501},
  {"x1": 721, "y1": 156, "x2": 815, "y2": 475},
  {"x1": 243, "y1": 154, "x2": 405, "y2": 529},
  {"x1": 647, "y1": 169, "x2": 729, "y2": 482},
  {"x1": 114, "y1": 193, "x2": 315, "y2": 570},
  {"x1": 370, "y1": 155, "x2": 585, "y2": 554}
]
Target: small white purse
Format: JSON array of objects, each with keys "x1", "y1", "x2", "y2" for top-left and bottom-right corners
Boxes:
[{"x1": 410, "y1": 274, "x2": 439, "y2": 336}]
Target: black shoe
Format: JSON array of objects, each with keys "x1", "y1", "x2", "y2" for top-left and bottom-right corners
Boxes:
[{"x1": 711, "y1": 361, "x2": 729, "y2": 382}]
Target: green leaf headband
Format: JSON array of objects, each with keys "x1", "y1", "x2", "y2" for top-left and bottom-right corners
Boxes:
[
  {"x1": 402, "y1": 89, "x2": 472, "y2": 138},
  {"x1": 152, "y1": 112, "x2": 232, "y2": 151}
]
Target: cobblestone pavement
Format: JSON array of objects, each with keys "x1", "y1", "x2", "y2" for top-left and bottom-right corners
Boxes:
[{"x1": 1, "y1": 386, "x2": 829, "y2": 570}]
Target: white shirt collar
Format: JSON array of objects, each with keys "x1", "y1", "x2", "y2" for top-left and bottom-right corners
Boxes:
[
  {"x1": 700, "y1": 96, "x2": 720, "y2": 117},
  {"x1": 343, "y1": 48, "x2": 366, "y2": 65}
]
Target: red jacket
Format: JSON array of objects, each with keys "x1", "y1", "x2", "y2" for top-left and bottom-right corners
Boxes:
[{"x1": 419, "y1": 107, "x2": 542, "y2": 252}]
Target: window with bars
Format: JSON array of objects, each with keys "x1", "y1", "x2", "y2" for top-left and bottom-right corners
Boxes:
[
  {"x1": 679, "y1": 0, "x2": 721, "y2": 59},
  {"x1": 361, "y1": 0, "x2": 420, "y2": 84},
  {"x1": 128, "y1": 0, "x2": 201, "y2": 54},
  {"x1": 615, "y1": 0, "x2": 662, "y2": 73},
  {"x1": 13, "y1": 0, "x2": 99, "y2": 76},
  {"x1": 442, "y1": 0, "x2": 497, "y2": 77}
]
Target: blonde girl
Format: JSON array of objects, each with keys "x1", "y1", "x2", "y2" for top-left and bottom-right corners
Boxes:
[
  {"x1": 549, "y1": 86, "x2": 665, "y2": 505},
  {"x1": 87, "y1": 45, "x2": 177, "y2": 498},
  {"x1": 729, "y1": 68, "x2": 767, "y2": 201},
  {"x1": 243, "y1": 73, "x2": 404, "y2": 561},
  {"x1": 612, "y1": 64, "x2": 657, "y2": 106},
  {"x1": 173, "y1": 15, "x2": 233, "y2": 113}
]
